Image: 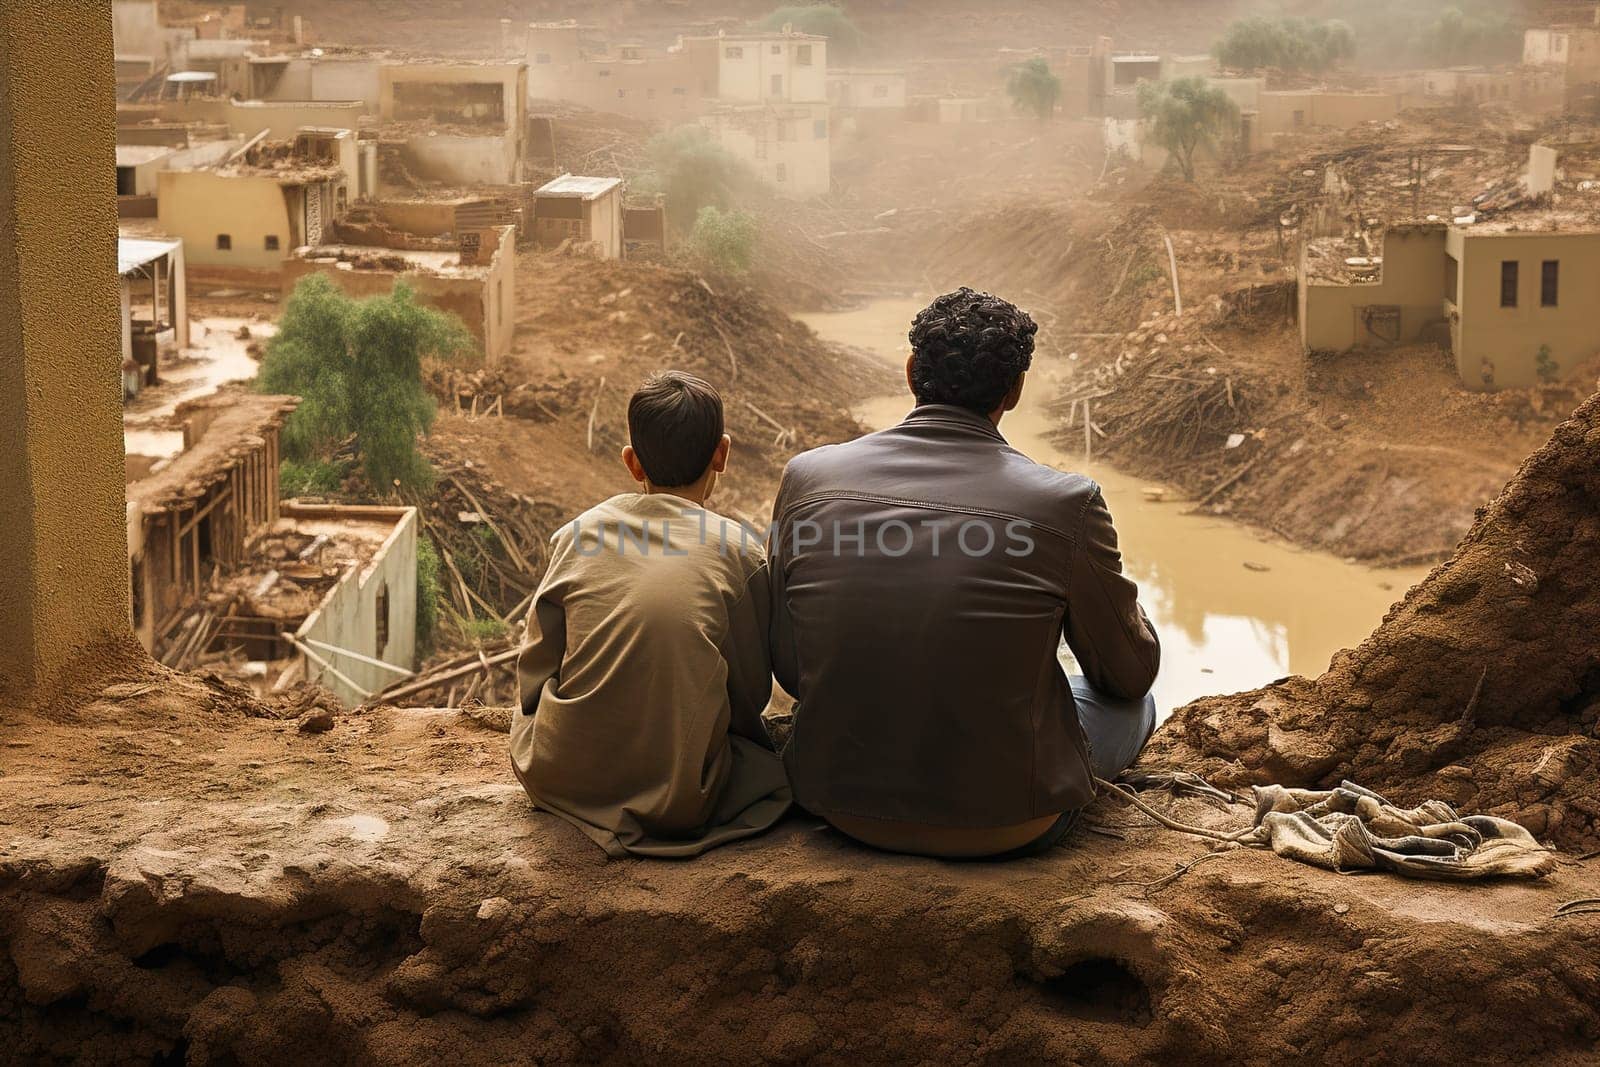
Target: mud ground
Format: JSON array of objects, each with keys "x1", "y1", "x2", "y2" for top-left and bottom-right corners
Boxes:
[{"x1": 3, "y1": 655, "x2": 1598, "y2": 1065}]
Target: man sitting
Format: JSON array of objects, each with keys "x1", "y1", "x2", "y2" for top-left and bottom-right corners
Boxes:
[
  {"x1": 768, "y1": 288, "x2": 1161, "y2": 859},
  {"x1": 512, "y1": 372, "x2": 790, "y2": 857}
]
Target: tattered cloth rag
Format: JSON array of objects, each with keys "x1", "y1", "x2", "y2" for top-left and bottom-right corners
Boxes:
[{"x1": 1243, "y1": 781, "x2": 1554, "y2": 881}]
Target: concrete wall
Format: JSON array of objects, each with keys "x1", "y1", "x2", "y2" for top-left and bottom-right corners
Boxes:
[
  {"x1": 228, "y1": 99, "x2": 365, "y2": 140},
  {"x1": 112, "y1": 0, "x2": 160, "y2": 58},
  {"x1": 1300, "y1": 226, "x2": 1449, "y2": 353},
  {"x1": 0, "y1": 3, "x2": 134, "y2": 696},
  {"x1": 312, "y1": 59, "x2": 383, "y2": 111},
  {"x1": 1451, "y1": 229, "x2": 1600, "y2": 389},
  {"x1": 525, "y1": 32, "x2": 706, "y2": 122},
  {"x1": 826, "y1": 71, "x2": 908, "y2": 110},
  {"x1": 1258, "y1": 92, "x2": 1398, "y2": 139},
  {"x1": 290, "y1": 504, "x2": 418, "y2": 706},
  {"x1": 158, "y1": 170, "x2": 291, "y2": 272},
  {"x1": 699, "y1": 35, "x2": 827, "y2": 104},
  {"x1": 404, "y1": 132, "x2": 520, "y2": 186},
  {"x1": 375, "y1": 198, "x2": 467, "y2": 236},
  {"x1": 701, "y1": 104, "x2": 830, "y2": 198}
]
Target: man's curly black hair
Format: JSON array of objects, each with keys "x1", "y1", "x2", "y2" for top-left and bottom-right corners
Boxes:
[{"x1": 907, "y1": 287, "x2": 1037, "y2": 414}]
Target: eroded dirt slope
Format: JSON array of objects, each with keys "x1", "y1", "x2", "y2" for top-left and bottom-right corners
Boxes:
[{"x1": 1149, "y1": 389, "x2": 1600, "y2": 851}]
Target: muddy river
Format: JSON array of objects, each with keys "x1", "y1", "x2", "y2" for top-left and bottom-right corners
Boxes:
[{"x1": 798, "y1": 299, "x2": 1429, "y2": 716}]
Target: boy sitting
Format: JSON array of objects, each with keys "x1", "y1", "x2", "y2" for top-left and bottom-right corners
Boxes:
[{"x1": 511, "y1": 371, "x2": 790, "y2": 857}]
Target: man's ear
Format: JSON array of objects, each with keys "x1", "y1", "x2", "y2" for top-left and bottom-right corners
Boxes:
[
  {"x1": 621, "y1": 445, "x2": 648, "y2": 486},
  {"x1": 710, "y1": 433, "x2": 731, "y2": 474},
  {"x1": 905, "y1": 354, "x2": 916, "y2": 395}
]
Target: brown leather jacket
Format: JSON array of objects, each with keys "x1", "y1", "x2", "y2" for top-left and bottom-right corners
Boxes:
[{"x1": 768, "y1": 404, "x2": 1160, "y2": 828}]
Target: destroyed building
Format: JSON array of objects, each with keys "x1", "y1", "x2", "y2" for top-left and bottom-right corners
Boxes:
[
  {"x1": 125, "y1": 394, "x2": 297, "y2": 655},
  {"x1": 524, "y1": 22, "x2": 705, "y2": 122},
  {"x1": 283, "y1": 225, "x2": 518, "y2": 363},
  {"x1": 378, "y1": 61, "x2": 529, "y2": 187},
  {"x1": 123, "y1": 392, "x2": 418, "y2": 706},
  {"x1": 1524, "y1": 15, "x2": 1600, "y2": 111},
  {"x1": 1301, "y1": 218, "x2": 1600, "y2": 389},
  {"x1": 155, "y1": 133, "x2": 357, "y2": 284}
]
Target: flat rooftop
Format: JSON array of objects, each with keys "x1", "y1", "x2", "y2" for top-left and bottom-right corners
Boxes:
[
  {"x1": 116, "y1": 145, "x2": 174, "y2": 167},
  {"x1": 534, "y1": 174, "x2": 622, "y2": 200},
  {"x1": 118, "y1": 236, "x2": 181, "y2": 276}
]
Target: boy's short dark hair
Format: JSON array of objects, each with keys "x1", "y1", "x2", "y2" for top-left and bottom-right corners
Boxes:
[
  {"x1": 907, "y1": 287, "x2": 1037, "y2": 413},
  {"x1": 626, "y1": 371, "x2": 725, "y2": 487}
]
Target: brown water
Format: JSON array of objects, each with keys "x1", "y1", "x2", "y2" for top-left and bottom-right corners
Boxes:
[{"x1": 798, "y1": 299, "x2": 1428, "y2": 715}]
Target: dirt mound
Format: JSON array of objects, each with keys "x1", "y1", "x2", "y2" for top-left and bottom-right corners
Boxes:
[
  {"x1": 1148, "y1": 389, "x2": 1600, "y2": 850},
  {"x1": 474, "y1": 251, "x2": 891, "y2": 525}
]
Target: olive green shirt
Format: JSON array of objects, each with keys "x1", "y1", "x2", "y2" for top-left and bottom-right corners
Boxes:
[{"x1": 512, "y1": 493, "x2": 790, "y2": 858}]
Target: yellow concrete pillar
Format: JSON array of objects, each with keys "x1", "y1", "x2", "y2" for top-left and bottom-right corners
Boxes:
[{"x1": 0, "y1": 2, "x2": 133, "y2": 697}]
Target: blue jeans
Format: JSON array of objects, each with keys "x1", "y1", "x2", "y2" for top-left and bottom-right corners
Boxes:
[{"x1": 986, "y1": 677, "x2": 1158, "y2": 860}]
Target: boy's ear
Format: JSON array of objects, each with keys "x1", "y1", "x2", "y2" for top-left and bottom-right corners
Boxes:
[
  {"x1": 621, "y1": 445, "x2": 648, "y2": 486},
  {"x1": 710, "y1": 434, "x2": 731, "y2": 474}
]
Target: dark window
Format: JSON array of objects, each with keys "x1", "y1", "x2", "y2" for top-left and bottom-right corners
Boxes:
[
  {"x1": 1292, "y1": 109, "x2": 1305, "y2": 127},
  {"x1": 796, "y1": 44, "x2": 813, "y2": 66},
  {"x1": 672, "y1": 86, "x2": 687, "y2": 95},
  {"x1": 216, "y1": 234, "x2": 232, "y2": 250},
  {"x1": 117, "y1": 166, "x2": 136, "y2": 196},
  {"x1": 771, "y1": 44, "x2": 782, "y2": 55},
  {"x1": 1542, "y1": 260, "x2": 1559, "y2": 306},
  {"x1": 375, "y1": 582, "x2": 390, "y2": 654},
  {"x1": 813, "y1": 118, "x2": 827, "y2": 139},
  {"x1": 1501, "y1": 261, "x2": 1519, "y2": 307},
  {"x1": 264, "y1": 235, "x2": 280, "y2": 251},
  {"x1": 775, "y1": 162, "x2": 787, "y2": 182},
  {"x1": 770, "y1": 73, "x2": 783, "y2": 95},
  {"x1": 724, "y1": 46, "x2": 743, "y2": 59}
]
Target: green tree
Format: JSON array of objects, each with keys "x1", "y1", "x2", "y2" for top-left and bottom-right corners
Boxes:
[
  {"x1": 687, "y1": 206, "x2": 758, "y2": 275},
  {"x1": 258, "y1": 274, "x2": 472, "y2": 493},
  {"x1": 638, "y1": 126, "x2": 753, "y2": 232},
  {"x1": 756, "y1": 4, "x2": 864, "y2": 60},
  {"x1": 1214, "y1": 16, "x2": 1355, "y2": 72},
  {"x1": 1137, "y1": 77, "x2": 1240, "y2": 182},
  {"x1": 1006, "y1": 58, "x2": 1062, "y2": 121}
]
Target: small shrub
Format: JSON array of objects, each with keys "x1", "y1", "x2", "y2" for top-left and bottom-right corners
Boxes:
[
  {"x1": 279, "y1": 458, "x2": 343, "y2": 497},
  {"x1": 457, "y1": 615, "x2": 509, "y2": 646},
  {"x1": 416, "y1": 536, "x2": 444, "y2": 651},
  {"x1": 687, "y1": 206, "x2": 758, "y2": 275},
  {"x1": 638, "y1": 127, "x2": 753, "y2": 232},
  {"x1": 1536, "y1": 344, "x2": 1560, "y2": 384}
]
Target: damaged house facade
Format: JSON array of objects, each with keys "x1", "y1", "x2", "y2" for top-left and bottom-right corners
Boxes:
[
  {"x1": 1300, "y1": 219, "x2": 1600, "y2": 389},
  {"x1": 156, "y1": 145, "x2": 349, "y2": 285},
  {"x1": 689, "y1": 30, "x2": 831, "y2": 198},
  {"x1": 379, "y1": 61, "x2": 529, "y2": 187},
  {"x1": 125, "y1": 394, "x2": 418, "y2": 705},
  {"x1": 282, "y1": 224, "x2": 518, "y2": 363}
]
